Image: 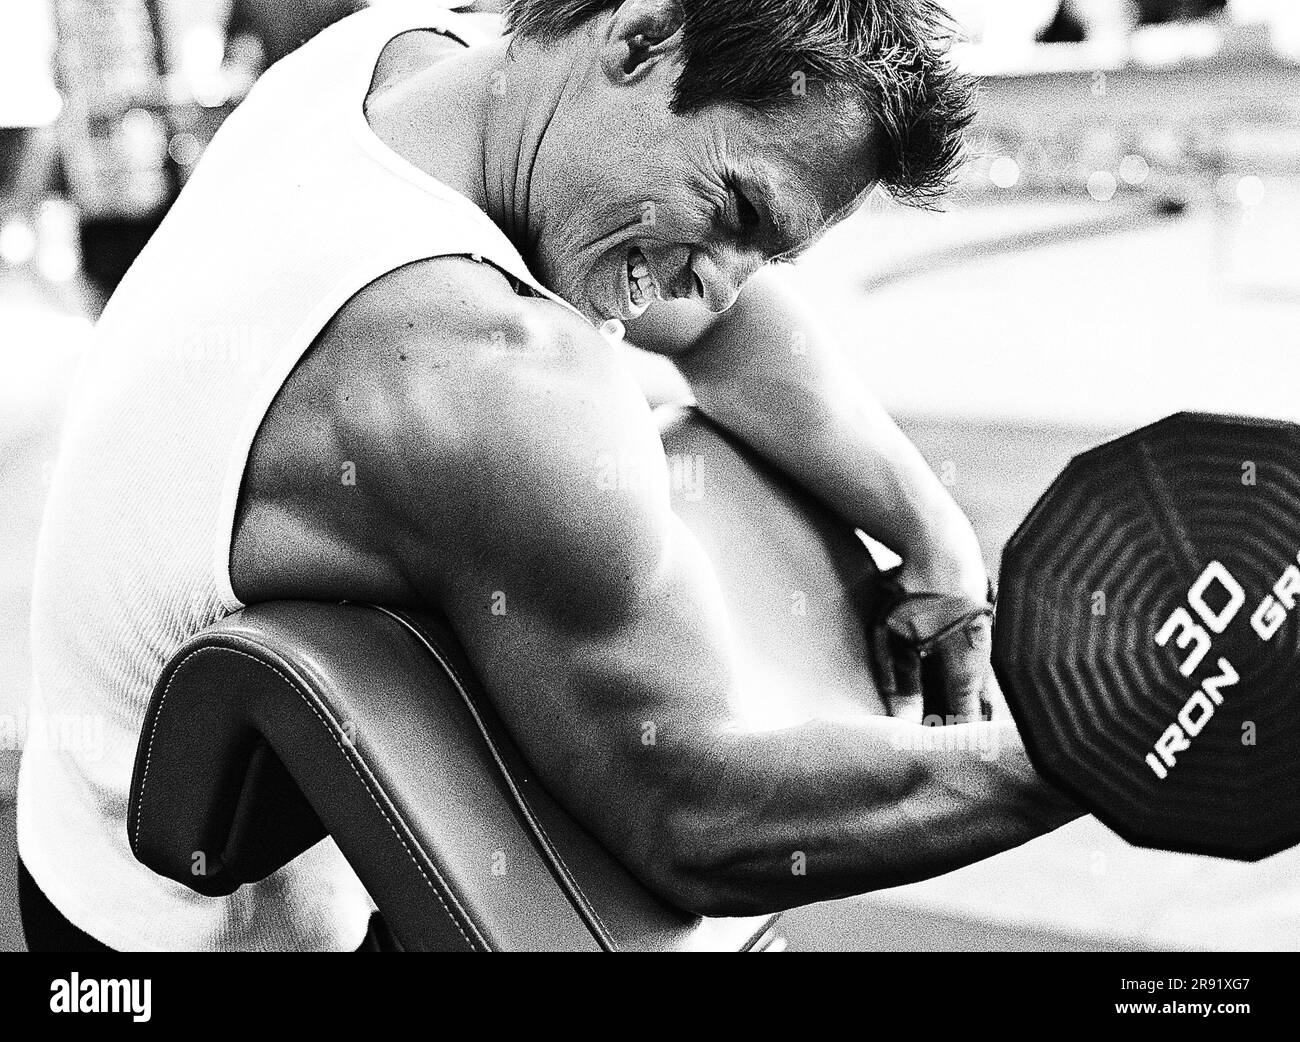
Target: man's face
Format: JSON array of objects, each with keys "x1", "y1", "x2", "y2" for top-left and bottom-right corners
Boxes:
[{"x1": 530, "y1": 63, "x2": 880, "y2": 324}]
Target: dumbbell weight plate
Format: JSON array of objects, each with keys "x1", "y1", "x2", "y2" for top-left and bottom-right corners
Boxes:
[{"x1": 992, "y1": 412, "x2": 1300, "y2": 861}]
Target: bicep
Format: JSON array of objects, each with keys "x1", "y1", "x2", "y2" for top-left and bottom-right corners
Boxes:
[
  {"x1": 445, "y1": 510, "x2": 738, "y2": 806},
  {"x1": 427, "y1": 435, "x2": 744, "y2": 870},
  {"x1": 361, "y1": 274, "x2": 743, "y2": 846}
]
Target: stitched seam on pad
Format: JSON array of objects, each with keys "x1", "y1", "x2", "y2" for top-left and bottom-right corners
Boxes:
[
  {"x1": 377, "y1": 608, "x2": 621, "y2": 951},
  {"x1": 420, "y1": 632, "x2": 620, "y2": 949},
  {"x1": 135, "y1": 642, "x2": 485, "y2": 951}
]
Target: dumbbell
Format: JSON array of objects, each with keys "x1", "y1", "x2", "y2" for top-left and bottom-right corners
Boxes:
[{"x1": 992, "y1": 412, "x2": 1300, "y2": 860}]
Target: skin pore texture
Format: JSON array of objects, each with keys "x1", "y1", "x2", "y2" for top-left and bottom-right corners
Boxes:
[{"x1": 231, "y1": 0, "x2": 1081, "y2": 915}]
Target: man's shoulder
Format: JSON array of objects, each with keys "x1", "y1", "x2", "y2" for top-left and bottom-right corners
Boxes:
[
  {"x1": 236, "y1": 253, "x2": 645, "y2": 604},
  {"x1": 323, "y1": 254, "x2": 594, "y2": 371},
  {"x1": 311, "y1": 254, "x2": 649, "y2": 492},
  {"x1": 302, "y1": 256, "x2": 670, "y2": 609}
]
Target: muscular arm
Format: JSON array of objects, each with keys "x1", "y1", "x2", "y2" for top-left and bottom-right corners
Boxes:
[
  {"x1": 629, "y1": 269, "x2": 986, "y2": 599},
  {"x1": 328, "y1": 259, "x2": 1079, "y2": 916}
]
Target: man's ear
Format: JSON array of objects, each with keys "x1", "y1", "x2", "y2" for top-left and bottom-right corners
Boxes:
[{"x1": 599, "y1": 0, "x2": 685, "y2": 84}]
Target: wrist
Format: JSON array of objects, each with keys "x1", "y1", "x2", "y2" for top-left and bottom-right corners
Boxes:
[
  {"x1": 998, "y1": 724, "x2": 1084, "y2": 827},
  {"x1": 904, "y1": 517, "x2": 988, "y2": 601}
]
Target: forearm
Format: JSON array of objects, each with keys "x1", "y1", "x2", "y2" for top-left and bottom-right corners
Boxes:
[
  {"x1": 666, "y1": 716, "x2": 1081, "y2": 915},
  {"x1": 674, "y1": 271, "x2": 978, "y2": 578},
  {"x1": 709, "y1": 371, "x2": 979, "y2": 574}
]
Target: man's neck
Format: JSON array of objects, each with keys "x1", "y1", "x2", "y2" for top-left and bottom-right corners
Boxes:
[{"x1": 370, "y1": 35, "x2": 580, "y2": 267}]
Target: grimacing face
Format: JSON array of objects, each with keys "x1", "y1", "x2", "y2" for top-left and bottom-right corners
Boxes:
[{"x1": 527, "y1": 44, "x2": 882, "y2": 324}]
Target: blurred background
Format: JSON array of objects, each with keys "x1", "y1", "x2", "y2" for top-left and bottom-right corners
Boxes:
[{"x1": 2, "y1": 0, "x2": 1299, "y2": 951}]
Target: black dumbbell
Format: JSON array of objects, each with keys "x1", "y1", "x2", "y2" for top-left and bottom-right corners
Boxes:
[{"x1": 993, "y1": 413, "x2": 1300, "y2": 861}]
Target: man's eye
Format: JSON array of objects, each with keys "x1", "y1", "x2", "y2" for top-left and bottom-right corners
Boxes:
[{"x1": 730, "y1": 184, "x2": 760, "y2": 230}]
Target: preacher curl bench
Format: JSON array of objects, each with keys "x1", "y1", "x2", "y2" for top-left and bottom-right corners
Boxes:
[{"x1": 127, "y1": 407, "x2": 882, "y2": 951}]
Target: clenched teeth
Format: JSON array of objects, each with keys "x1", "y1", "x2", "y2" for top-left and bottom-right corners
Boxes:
[{"x1": 627, "y1": 247, "x2": 659, "y2": 309}]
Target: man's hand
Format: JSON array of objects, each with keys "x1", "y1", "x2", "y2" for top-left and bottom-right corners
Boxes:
[{"x1": 873, "y1": 550, "x2": 995, "y2": 726}]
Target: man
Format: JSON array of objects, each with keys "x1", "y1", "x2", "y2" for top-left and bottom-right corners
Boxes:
[{"x1": 19, "y1": 0, "x2": 1080, "y2": 952}]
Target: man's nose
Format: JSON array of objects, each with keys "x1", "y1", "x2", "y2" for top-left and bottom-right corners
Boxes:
[{"x1": 690, "y1": 249, "x2": 760, "y2": 313}]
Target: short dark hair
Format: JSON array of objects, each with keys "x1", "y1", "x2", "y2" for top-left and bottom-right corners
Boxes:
[{"x1": 503, "y1": 0, "x2": 976, "y2": 208}]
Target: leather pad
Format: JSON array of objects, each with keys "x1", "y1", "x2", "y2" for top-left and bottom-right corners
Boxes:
[{"x1": 128, "y1": 601, "x2": 778, "y2": 951}]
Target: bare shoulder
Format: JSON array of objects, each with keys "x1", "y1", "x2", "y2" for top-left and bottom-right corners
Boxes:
[
  {"x1": 317, "y1": 256, "x2": 658, "y2": 489},
  {"x1": 321, "y1": 254, "x2": 575, "y2": 355},
  {"x1": 316, "y1": 255, "x2": 613, "y2": 400},
  {"x1": 234, "y1": 256, "x2": 670, "y2": 612}
]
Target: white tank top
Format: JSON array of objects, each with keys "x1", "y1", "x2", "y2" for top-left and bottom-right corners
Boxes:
[{"x1": 18, "y1": 1, "x2": 585, "y2": 951}]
